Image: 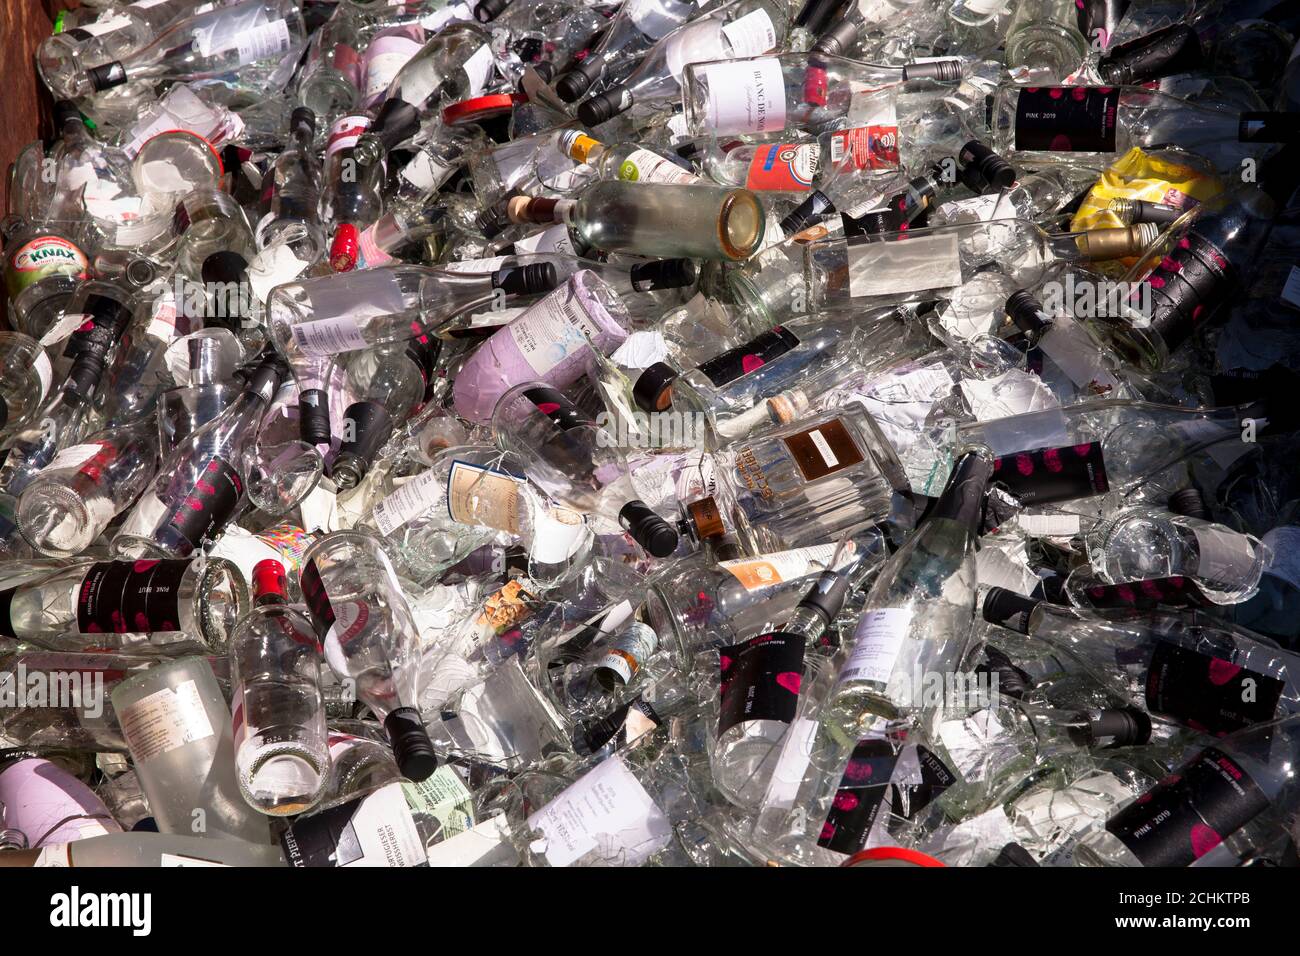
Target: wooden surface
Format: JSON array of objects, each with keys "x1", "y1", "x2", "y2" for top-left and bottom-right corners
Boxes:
[{"x1": 2, "y1": 1, "x2": 81, "y2": 216}]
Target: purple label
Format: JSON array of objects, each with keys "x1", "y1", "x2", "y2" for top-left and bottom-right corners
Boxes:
[
  {"x1": 1106, "y1": 748, "x2": 1267, "y2": 866},
  {"x1": 991, "y1": 442, "x2": 1109, "y2": 504},
  {"x1": 1014, "y1": 87, "x2": 1119, "y2": 152}
]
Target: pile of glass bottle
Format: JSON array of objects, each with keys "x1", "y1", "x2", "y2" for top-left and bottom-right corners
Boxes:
[{"x1": 0, "y1": 0, "x2": 1299, "y2": 868}]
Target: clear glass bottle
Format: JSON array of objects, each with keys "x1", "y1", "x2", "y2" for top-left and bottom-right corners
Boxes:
[
  {"x1": 1003, "y1": 0, "x2": 1091, "y2": 81},
  {"x1": 301, "y1": 531, "x2": 438, "y2": 781},
  {"x1": 230, "y1": 560, "x2": 330, "y2": 816},
  {"x1": 16, "y1": 415, "x2": 159, "y2": 559},
  {"x1": 254, "y1": 107, "x2": 327, "y2": 267},
  {"x1": 553, "y1": 0, "x2": 697, "y2": 102},
  {"x1": 507, "y1": 181, "x2": 766, "y2": 261},
  {"x1": 111, "y1": 656, "x2": 271, "y2": 843},
  {"x1": 831, "y1": 448, "x2": 992, "y2": 720},
  {"x1": 58, "y1": 0, "x2": 307, "y2": 100},
  {"x1": 1084, "y1": 507, "x2": 1269, "y2": 605}
]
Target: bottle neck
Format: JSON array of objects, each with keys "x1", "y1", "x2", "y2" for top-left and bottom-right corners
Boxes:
[{"x1": 927, "y1": 451, "x2": 993, "y2": 532}]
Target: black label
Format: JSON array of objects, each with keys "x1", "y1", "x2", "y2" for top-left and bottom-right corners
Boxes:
[
  {"x1": 524, "y1": 386, "x2": 591, "y2": 431},
  {"x1": 1145, "y1": 641, "x2": 1283, "y2": 734},
  {"x1": 1079, "y1": 576, "x2": 1207, "y2": 610},
  {"x1": 817, "y1": 737, "x2": 899, "y2": 855},
  {"x1": 75, "y1": 560, "x2": 190, "y2": 634},
  {"x1": 889, "y1": 744, "x2": 957, "y2": 819},
  {"x1": 0, "y1": 588, "x2": 15, "y2": 638},
  {"x1": 300, "y1": 559, "x2": 335, "y2": 643},
  {"x1": 718, "y1": 632, "x2": 805, "y2": 736},
  {"x1": 1142, "y1": 232, "x2": 1232, "y2": 352},
  {"x1": 697, "y1": 326, "x2": 799, "y2": 388},
  {"x1": 1014, "y1": 88, "x2": 1119, "y2": 152},
  {"x1": 165, "y1": 456, "x2": 243, "y2": 548},
  {"x1": 1106, "y1": 747, "x2": 1268, "y2": 866},
  {"x1": 991, "y1": 441, "x2": 1109, "y2": 505}
]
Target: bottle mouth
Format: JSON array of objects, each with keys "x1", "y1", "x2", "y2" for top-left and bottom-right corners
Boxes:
[
  {"x1": 18, "y1": 484, "x2": 94, "y2": 558},
  {"x1": 717, "y1": 190, "x2": 765, "y2": 261}
]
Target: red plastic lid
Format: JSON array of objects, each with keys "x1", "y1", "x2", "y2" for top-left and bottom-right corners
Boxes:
[
  {"x1": 252, "y1": 559, "x2": 288, "y2": 599},
  {"x1": 330, "y1": 223, "x2": 359, "y2": 272},
  {"x1": 442, "y1": 93, "x2": 526, "y2": 126},
  {"x1": 841, "y1": 847, "x2": 946, "y2": 867}
]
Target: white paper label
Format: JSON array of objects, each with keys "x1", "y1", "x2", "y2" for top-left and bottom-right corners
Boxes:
[
  {"x1": 247, "y1": 242, "x2": 309, "y2": 304},
  {"x1": 527, "y1": 755, "x2": 672, "y2": 867},
  {"x1": 529, "y1": 506, "x2": 588, "y2": 563},
  {"x1": 720, "y1": 544, "x2": 840, "y2": 589},
  {"x1": 1193, "y1": 525, "x2": 1259, "y2": 586},
  {"x1": 40, "y1": 311, "x2": 91, "y2": 347},
  {"x1": 290, "y1": 315, "x2": 368, "y2": 356},
  {"x1": 512, "y1": 224, "x2": 574, "y2": 255},
  {"x1": 1015, "y1": 512, "x2": 1082, "y2": 537},
  {"x1": 615, "y1": 147, "x2": 699, "y2": 185},
  {"x1": 420, "y1": 1, "x2": 474, "y2": 32},
  {"x1": 33, "y1": 350, "x2": 53, "y2": 399},
  {"x1": 43, "y1": 443, "x2": 103, "y2": 474},
  {"x1": 808, "y1": 428, "x2": 839, "y2": 469},
  {"x1": 118, "y1": 679, "x2": 215, "y2": 763},
  {"x1": 363, "y1": 35, "x2": 424, "y2": 101},
  {"x1": 703, "y1": 57, "x2": 787, "y2": 135},
  {"x1": 1038, "y1": 319, "x2": 1120, "y2": 395},
  {"x1": 33, "y1": 845, "x2": 71, "y2": 867},
  {"x1": 721, "y1": 9, "x2": 777, "y2": 57},
  {"x1": 759, "y1": 717, "x2": 819, "y2": 810},
  {"x1": 326, "y1": 116, "x2": 370, "y2": 159},
  {"x1": 508, "y1": 292, "x2": 605, "y2": 377},
  {"x1": 81, "y1": 14, "x2": 133, "y2": 36},
  {"x1": 372, "y1": 470, "x2": 445, "y2": 535},
  {"x1": 847, "y1": 232, "x2": 962, "y2": 297},
  {"x1": 446, "y1": 461, "x2": 524, "y2": 533},
  {"x1": 444, "y1": 255, "x2": 508, "y2": 274},
  {"x1": 235, "y1": 18, "x2": 291, "y2": 65},
  {"x1": 316, "y1": 782, "x2": 427, "y2": 866},
  {"x1": 866, "y1": 363, "x2": 954, "y2": 404},
  {"x1": 399, "y1": 151, "x2": 453, "y2": 192},
  {"x1": 838, "y1": 607, "x2": 911, "y2": 685},
  {"x1": 461, "y1": 44, "x2": 494, "y2": 97}
]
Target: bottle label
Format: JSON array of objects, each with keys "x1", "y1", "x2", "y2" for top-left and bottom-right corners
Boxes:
[
  {"x1": 371, "y1": 469, "x2": 446, "y2": 536},
  {"x1": 474, "y1": 577, "x2": 538, "y2": 633},
  {"x1": 817, "y1": 736, "x2": 899, "y2": 855},
  {"x1": 234, "y1": 18, "x2": 292, "y2": 65},
  {"x1": 6, "y1": 236, "x2": 88, "y2": 297},
  {"x1": 1013, "y1": 87, "x2": 1119, "y2": 152},
  {"x1": 1105, "y1": 748, "x2": 1268, "y2": 866},
  {"x1": 597, "y1": 622, "x2": 659, "y2": 684},
  {"x1": 300, "y1": 560, "x2": 371, "y2": 648},
  {"x1": 719, "y1": 543, "x2": 839, "y2": 590},
  {"x1": 827, "y1": 126, "x2": 900, "y2": 171},
  {"x1": 1080, "y1": 576, "x2": 1206, "y2": 610},
  {"x1": 717, "y1": 631, "x2": 805, "y2": 736},
  {"x1": 1143, "y1": 231, "x2": 1233, "y2": 350},
  {"x1": 1191, "y1": 526, "x2": 1259, "y2": 588},
  {"x1": 80, "y1": 13, "x2": 133, "y2": 37},
  {"x1": 34, "y1": 350, "x2": 53, "y2": 399},
  {"x1": 989, "y1": 441, "x2": 1109, "y2": 505},
  {"x1": 118, "y1": 678, "x2": 215, "y2": 762},
  {"x1": 507, "y1": 288, "x2": 607, "y2": 377},
  {"x1": 290, "y1": 315, "x2": 368, "y2": 355},
  {"x1": 362, "y1": 34, "x2": 424, "y2": 102},
  {"x1": 892, "y1": 745, "x2": 958, "y2": 819},
  {"x1": 76, "y1": 560, "x2": 190, "y2": 634},
  {"x1": 701, "y1": 57, "x2": 787, "y2": 135},
  {"x1": 846, "y1": 231, "x2": 963, "y2": 298},
  {"x1": 399, "y1": 150, "x2": 453, "y2": 193},
  {"x1": 401, "y1": 766, "x2": 475, "y2": 841},
  {"x1": 166, "y1": 456, "x2": 244, "y2": 547},
  {"x1": 697, "y1": 325, "x2": 799, "y2": 386},
  {"x1": 745, "y1": 143, "x2": 819, "y2": 192},
  {"x1": 41, "y1": 442, "x2": 104, "y2": 475},
  {"x1": 722, "y1": 9, "x2": 778, "y2": 56},
  {"x1": 782, "y1": 418, "x2": 865, "y2": 483},
  {"x1": 581, "y1": 696, "x2": 664, "y2": 753},
  {"x1": 838, "y1": 607, "x2": 912, "y2": 686},
  {"x1": 1145, "y1": 642, "x2": 1283, "y2": 734},
  {"x1": 325, "y1": 116, "x2": 370, "y2": 159},
  {"x1": 527, "y1": 755, "x2": 672, "y2": 867},
  {"x1": 616, "y1": 148, "x2": 699, "y2": 185},
  {"x1": 281, "y1": 782, "x2": 427, "y2": 867},
  {"x1": 446, "y1": 461, "x2": 524, "y2": 534}
]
